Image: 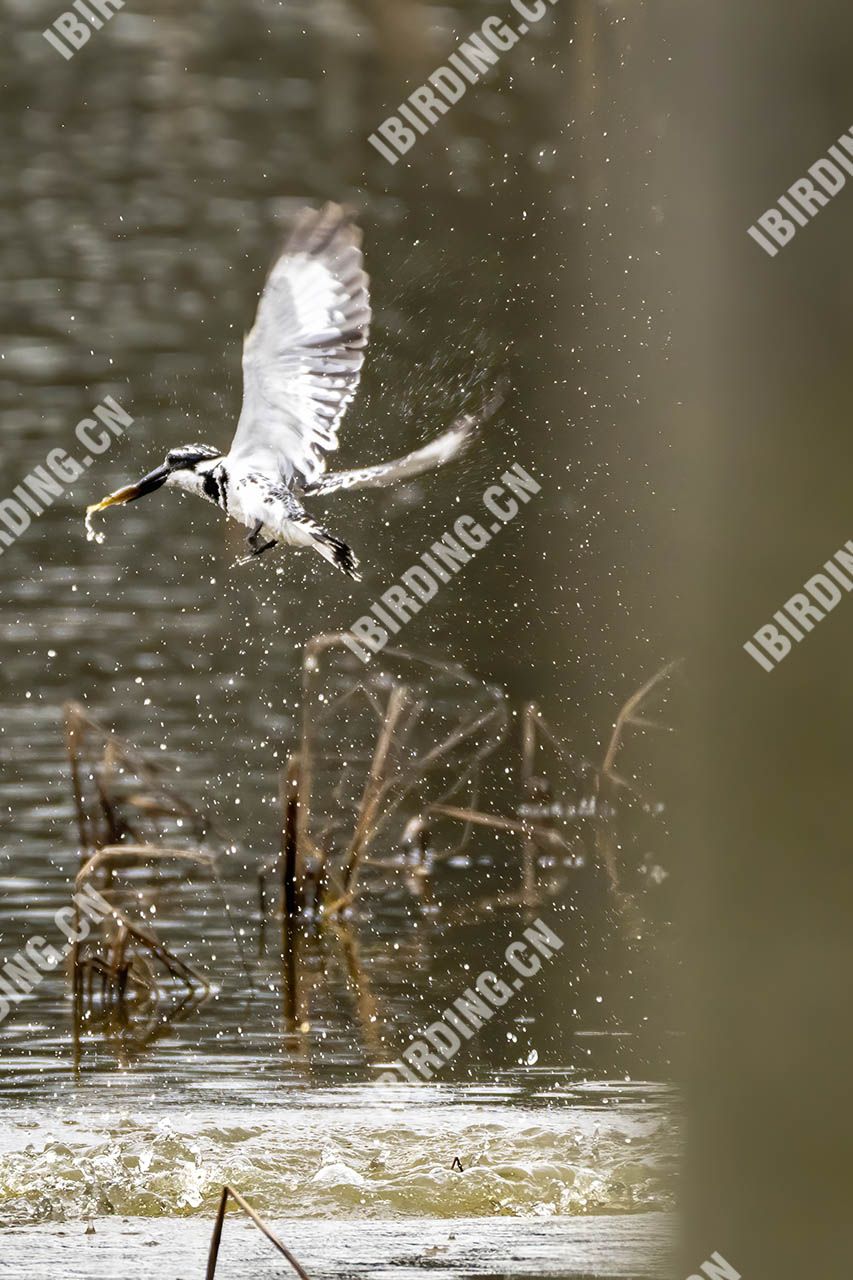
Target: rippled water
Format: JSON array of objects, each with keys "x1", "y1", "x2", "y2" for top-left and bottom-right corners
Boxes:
[{"x1": 0, "y1": 1, "x2": 677, "y2": 1274}]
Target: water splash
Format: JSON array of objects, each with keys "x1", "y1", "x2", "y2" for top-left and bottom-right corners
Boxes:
[{"x1": 0, "y1": 1102, "x2": 677, "y2": 1227}]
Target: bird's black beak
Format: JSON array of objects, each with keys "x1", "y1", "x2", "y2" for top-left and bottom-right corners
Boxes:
[{"x1": 87, "y1": 463, "x2": 171, "y2": 513}]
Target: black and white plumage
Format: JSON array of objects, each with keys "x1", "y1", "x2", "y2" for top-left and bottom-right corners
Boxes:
[{"x1": 86, "y1": 203, "x2": 498, "y2": 581}]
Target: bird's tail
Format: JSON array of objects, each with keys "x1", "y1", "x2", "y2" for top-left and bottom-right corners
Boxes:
[
  {"x1": 309, "y1": 525, "x2": 362, "y2": 580},
  {"x1": 303, "y1": 385, "x2": 506, "y2": 497}
]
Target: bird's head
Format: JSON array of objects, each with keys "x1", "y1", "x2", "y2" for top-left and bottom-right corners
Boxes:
[{"x1": 86, "y1": 444, "x2": 222, "y2": 515}]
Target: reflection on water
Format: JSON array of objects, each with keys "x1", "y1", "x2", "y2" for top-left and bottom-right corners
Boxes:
[{"x1": 0, "y1": 873, "x2": 672, "y2": 1098}]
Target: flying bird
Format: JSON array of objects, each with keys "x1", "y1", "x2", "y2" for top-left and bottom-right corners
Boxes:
[{"x1": 86, "y1": 203, "x2": 498, "y2": 581}]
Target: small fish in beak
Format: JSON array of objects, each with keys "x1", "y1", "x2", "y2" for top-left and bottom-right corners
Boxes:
[{"x1": 85, "y1": 463, "x2": 171, "y2": 543}]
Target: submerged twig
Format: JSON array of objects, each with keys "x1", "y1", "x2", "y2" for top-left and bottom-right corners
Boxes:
[{"x1": 206, "y1": 1184, "x2": 313, "y2": 1280}]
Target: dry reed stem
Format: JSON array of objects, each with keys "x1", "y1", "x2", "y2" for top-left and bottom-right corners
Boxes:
[
  {"x1": 600, "y1": 659, "x2": 680, "y2": 783},
  {"x1": 106, "y1": 905, "x2": 210, "y2": 994},
  {"x1": 280, "y1": 756, "x2": 302, "y2": 928},
  {"x1": 593, "y1": 660, "x2": 680, "y2": 935},
  {"x1": 356, "y1": 703, "x2": 504, "y2": 867},
  {"x1": 292, "y1": 636, "x2": 509, "y2": 913},
  {"x1": 76, "y1": 844, "x2": 216, "y2": 888},
  {"x1": 297, "y1": 633, "x2": 349, "y2": 871},
  {"x1": 64, "y1": 702, "x2": 93, "y2": 854},
  {"x1": 428, "y1": 803, "x2": 571, "y2": 852},
  {"x1": 279, "y1": 759, "x2": 302, "y2": 1027},
  {"x1": 205, "y1": 1185, "x2": 312, "y2": 1280},
  {"x1": 325, "y1": 684, "x2": 411, "y2": 915},
  {"x1": 531, "y1": 708, "x2": 657, "y2": 808},
  {"x1": 63, "y1": 701, "x2": 230, "y2": 848},
  {"x1": 299, "y1": 637, "x2": 508, "y2": 879}
]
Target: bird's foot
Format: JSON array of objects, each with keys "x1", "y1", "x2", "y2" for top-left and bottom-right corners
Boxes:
[
  {"x1": 236, "y1": 538, "x2": 278, "y2": 567},
  {"x1": 237, "y1": 520, "x2": 278, "y2": 564}
]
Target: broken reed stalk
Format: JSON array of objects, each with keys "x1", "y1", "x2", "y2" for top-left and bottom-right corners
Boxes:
[
  {"x1": 73, "y1": 850, "x2": 212, "y2": 1007},
  {"x1": 63, "y1": 700, "x2": 230, "y2": 847},
  {"x1": 110, "y1": 906, "x2": 210, "y2": 994},
  {"x1": 410, "y1": 705, "x2": 502, "y2": 782},
  {"x1": 76, "y1": 844, "x2": 216, "y2": 886},
  {"x1": 279, "y1": 756, "x2": 303, "y2": 1023},
  {"x1": 351, "y1": 701, "x2": 505, "y2": 869},
  {"x1": 593, "y1": 660, "x2": 680, "y2": 936},
  {"x1": 280, "y1": 755, "x2": 302, "y2": 927},
  {"x1": 297, "y1": 634, "x2": 346, "y2": 875},
  {"x1": 326, "y1": 684, "x2": 410, "y2": 915},
  {"x1": 206, "y1": 1185, "x2": 312, "y2": 1280},
  {"x1": 600, "y1": 659, "x2": 680, "y2": 784},
  {"x1": 299, "y1": 636, "x2": 508, "y2": 886},
  {"x1": 428, "y1": 803, "x2": 571, "y2": 853},
  {"x1": 64, "y1": 702, "x2": 93, "y2": 856},
  {"x1": 94, "y1": 750, "x2": 130, "y2": 854}
]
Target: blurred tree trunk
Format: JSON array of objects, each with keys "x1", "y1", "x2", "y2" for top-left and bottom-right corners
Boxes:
[
  {"x1": 539, "y1": 0, "x2": 853, "y2": 1271},
  {"x1": 654, "y1": 2, "x2": 853, "y2": 1276}
]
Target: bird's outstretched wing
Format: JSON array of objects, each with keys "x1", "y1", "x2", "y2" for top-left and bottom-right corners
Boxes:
[
  {"x1": 229, "y1": 204, "x2": 371, "y2": 487},
  {"x1": 303, "y1": 390, "x2": 505, "y2": 497}
]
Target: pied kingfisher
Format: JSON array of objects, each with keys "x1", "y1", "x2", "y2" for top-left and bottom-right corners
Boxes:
[{"x1": 86, "y1": 203, "x2": 498, "y2": 581}]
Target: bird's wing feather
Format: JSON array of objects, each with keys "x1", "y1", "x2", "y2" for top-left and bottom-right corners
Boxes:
[
  {"x1": 303, "y1": 391, "x2": 504, "y2": 496},
  {"x1": 229, "y1": 204, "x2": 371, "y2": 486}
]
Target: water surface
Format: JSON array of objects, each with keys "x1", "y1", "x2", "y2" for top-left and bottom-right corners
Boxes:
[{"x1": 0, "y1": 2, "x2": 677, "y2": 1274}]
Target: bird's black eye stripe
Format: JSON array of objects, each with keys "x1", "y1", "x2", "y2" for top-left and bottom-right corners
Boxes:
[{"x1": 200, "y1": 465, "x2": 230, "y2": 511}]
